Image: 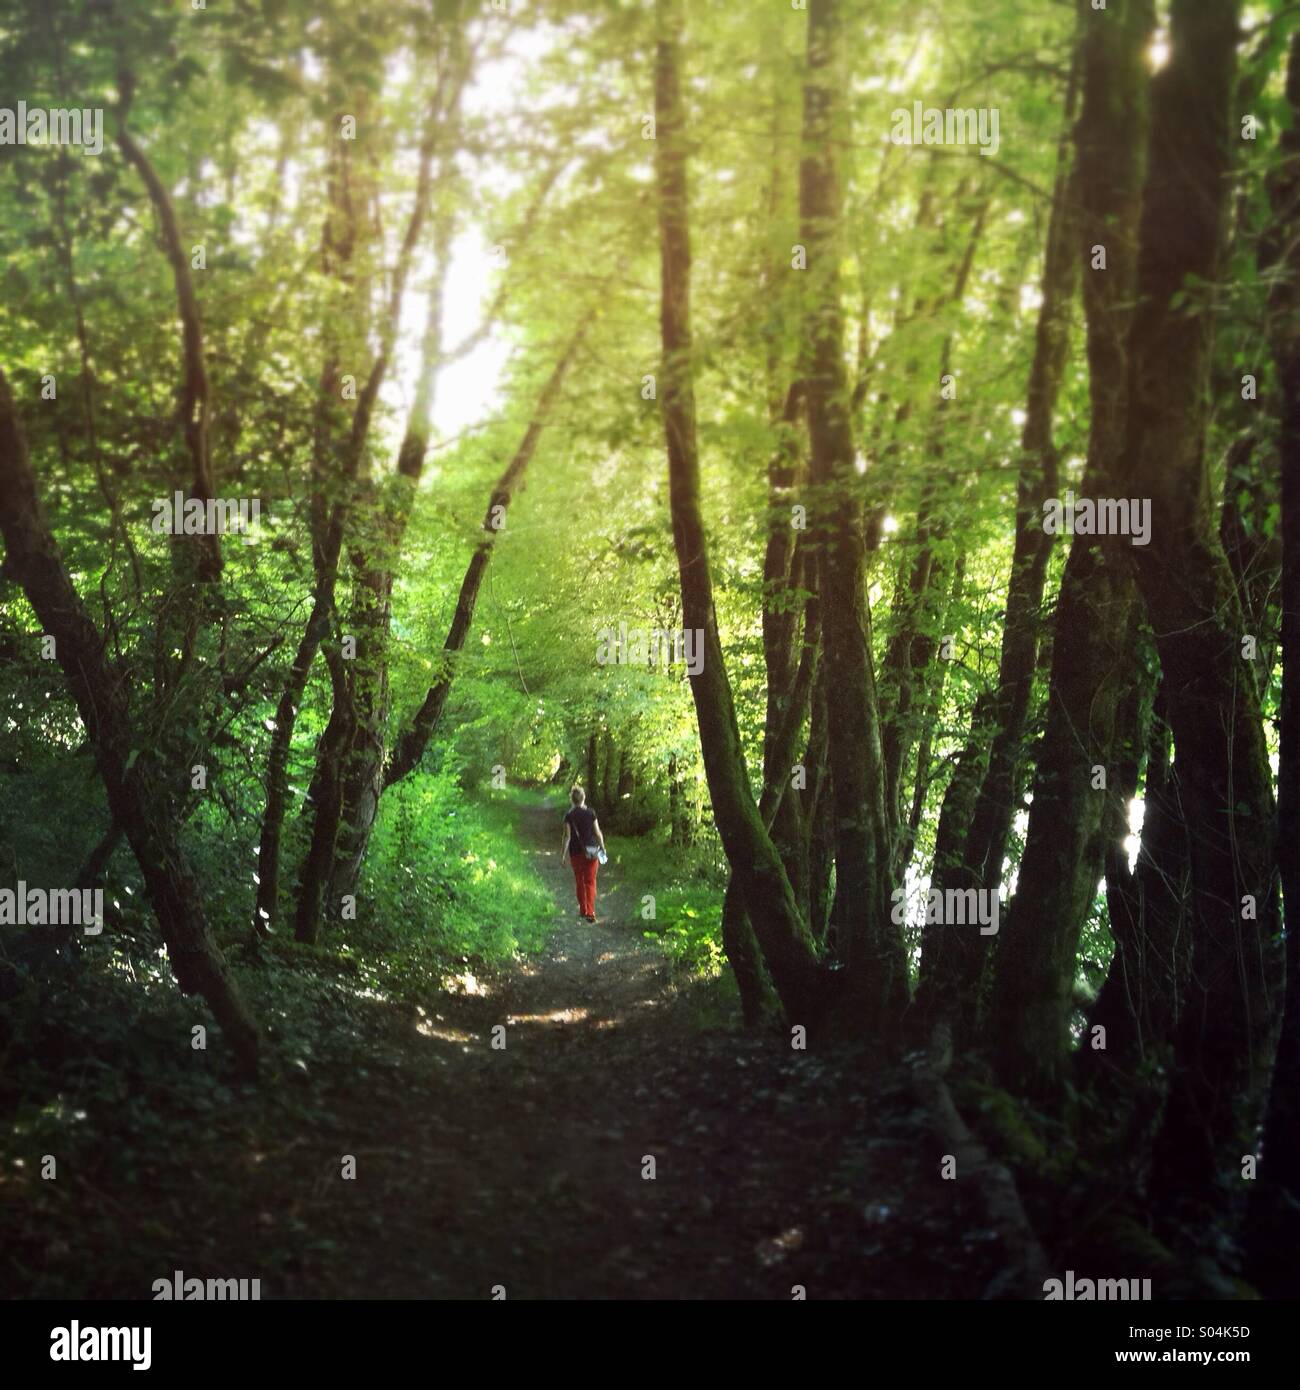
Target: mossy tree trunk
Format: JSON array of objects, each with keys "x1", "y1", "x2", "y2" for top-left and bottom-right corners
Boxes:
[
  {"x1": 654, "y1": 0, "x2": 826, "y2": 1025},
  {"x1": 991, "y1": 0, "x2": 1153, "y2": 1095}
]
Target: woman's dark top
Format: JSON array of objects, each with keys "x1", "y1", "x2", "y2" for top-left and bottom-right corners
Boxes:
[{"x1": 564, "y1": 805, "x2": 597, "y2": 857}]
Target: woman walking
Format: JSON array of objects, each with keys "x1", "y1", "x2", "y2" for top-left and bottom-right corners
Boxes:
[{"x1": 561, "y1": 786, "x2": 606, "y2": 922}]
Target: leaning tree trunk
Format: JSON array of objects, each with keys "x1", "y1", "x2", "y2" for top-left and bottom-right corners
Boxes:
[
  {"x1": 100, "y1": 71, "x2": 228, "y2": 866},
  {"x1": 912, "y1": 93, "x2": 1077, "y2": 1041},
  {"x1": 382, "y1": 323, "x2": 589, "y2": 798},
  {"x1": 252, "y1": 117, "x2": 365, "y2": 936},
  {"x1": 0, "y1": 372, "x2": 259, "y2": 1078},
  {"x1": 726, "y1": 549, "x2": 822, "y2": 1024},
  {"x1": 654, "y1": 0, "x2": 826, "y2": 1025},
  {"x1": 115, "y1": 71, "x2": 221, "y2": 593},
  {"x1": 324, "y1": 49, "x2": 476, "y2": 906},
  {"x1": 911, "y1": 695, "x2": 995, "y2": 1039},
  {"x1": 721, "y1": 876, "x2": 778, "y2": 1027},
  {"x1": 718, "y1": 383, "x2": 812, "y2": 1024}
]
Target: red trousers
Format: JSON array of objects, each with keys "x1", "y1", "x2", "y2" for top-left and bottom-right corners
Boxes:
[{"x1": 570, "y1": 853, "x2": 598, "y2": 917}]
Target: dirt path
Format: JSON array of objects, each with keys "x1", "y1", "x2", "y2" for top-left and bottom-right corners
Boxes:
[
  {"x1": 298, "y1": 800, "x2": 1000, "y2": 1299},
  {"x1": 455, "y1": 801, "x2": 686, "y2": 1056},
  {"x1": 5, "y1": 797, "x2": 1018, "y2": 1300},
  {"x1": 348, "y1": 799, "x2": 748, "y2": 1298}
]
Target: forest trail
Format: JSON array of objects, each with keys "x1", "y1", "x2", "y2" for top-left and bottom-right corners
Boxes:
[
  {"x1": 4, "y1": 797, "x2": 1026, "y2": 1301},
  {"x1": 461, "y1": 799, "x2": 685, "y2": 1056},
  {"x1": 239, "y1": 797, "x2": 1023, "y2": 1300}
]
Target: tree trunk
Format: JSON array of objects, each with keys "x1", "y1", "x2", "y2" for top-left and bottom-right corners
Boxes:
[
  {"x1": 896, "y1": 558, "x2": 966, "y2": 878},
  {"x1": 990, "y1": 0, "x2": 1153, "y2": 1095},
  {"x1": 0, "y1": 371, "x2": 259, "y2": 1078},
  {"x1": 293, "y1": 643, "x2": 353, "y2": 942},
  {"x1": 1079, "y1": 682, "x2": 1188, "y2": 1087},
  {"x1": 800, "y1": 0, "x2": 906, "y2": 1034},
  {"x1": 115, "y1": 72, "x2": 221, "y2": 590},
  {"x1": 722, "y1": 875, "x2": 778, "y2": 1027},
  {"x1": 325, "y1": 54, "x2": 473, "y2": 903},
  {"x1": 600, "y1": 733, "x2": 618, "y2": 813},
  {"x1": 879, "y1": 199, "x2": 991, "y2": 854},
  {"x1": 719, "y1": 388, "x2": 816, "y2": 1010},
  {"x1": 252, "y1": 118, "x2": 364, "y2": 935},
  {"x1": 805, "y1": 665, "x2": 835, "y2": 945},
  {"x1": 290, "y1": 90, "x2": 459, "y2": 935},
  {"x1": 956, "y1": 110, "x2": 1078, "y2": 903},
  {"x1": 383, "y1": 325, "x2": 589, "y2": 792},
  {"x1": 911, "y1": 690, "x2": 996, "y2": 1035},
  {"x1": 1126, "y1": 0, "x2": 1281, "y2": 1230},
  {"x1": 654, "y1": 0, "x2": 826, "y2": 1024}
]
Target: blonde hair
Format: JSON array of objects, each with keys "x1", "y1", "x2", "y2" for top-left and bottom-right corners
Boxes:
[{"x1": 570, "y1": 785, "x2": 586, "y2": 806}]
